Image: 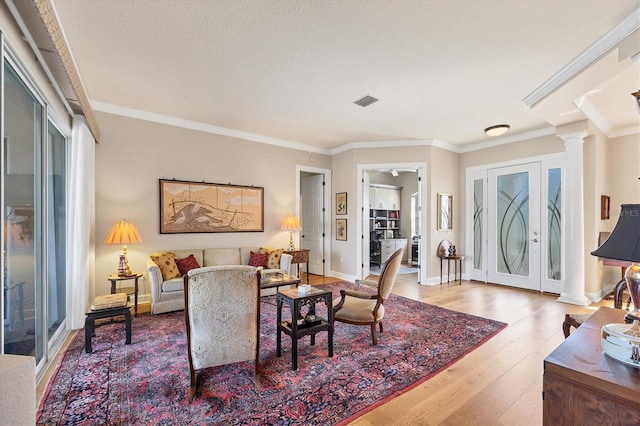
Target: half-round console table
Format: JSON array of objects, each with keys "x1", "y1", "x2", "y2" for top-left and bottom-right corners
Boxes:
[{"x1": 437, "y1": 240, "x2": 464, "y2": 284}]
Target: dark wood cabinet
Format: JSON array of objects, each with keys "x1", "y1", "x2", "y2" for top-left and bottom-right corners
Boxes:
[{"x1": 543, "y1": 307, "x2": 640, "y2": 425}]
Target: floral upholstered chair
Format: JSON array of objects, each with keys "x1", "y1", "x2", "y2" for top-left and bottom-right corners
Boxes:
[
  {"x1": 332, "y1": 248, "x2": 403, "y2": 345},
  {"x1": 183, "y1": 265, "x2": 261, "y2": 402}
]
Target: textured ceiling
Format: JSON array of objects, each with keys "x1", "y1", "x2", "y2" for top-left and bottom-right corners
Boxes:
[{"x1": 50, "y1": 0, "x2": 640, "y2": 151}]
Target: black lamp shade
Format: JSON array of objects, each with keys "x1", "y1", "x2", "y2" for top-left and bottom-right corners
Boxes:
[{"x1": 591, "y1": 204, "x2": 640, "y2": 262}]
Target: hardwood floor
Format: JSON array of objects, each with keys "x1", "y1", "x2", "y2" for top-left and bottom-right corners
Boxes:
[
  {"x1": 310, "y1": 272, "x2": 613, "y2": 426},
  {"x1": 37, "y1": 272, "x2": 615, "y2": 425}
]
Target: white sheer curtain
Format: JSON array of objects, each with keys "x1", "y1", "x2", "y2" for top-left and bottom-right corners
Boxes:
[{"x1": 67, "y1": 116, "x2": 95, "y2": 329}]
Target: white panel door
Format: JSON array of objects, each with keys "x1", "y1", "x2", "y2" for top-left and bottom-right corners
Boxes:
[
  {"x1": 301, "y1": 174, "x2": 324, "y2": 275},
  {"x1": 488, "y1": 163, "x2": 541, "y2": 290}
]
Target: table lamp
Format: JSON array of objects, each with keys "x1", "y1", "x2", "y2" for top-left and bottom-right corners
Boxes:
[
  {"x1": 104, "y1": 219, "x2": 142, "y2": 276},
  {"x1": 281, "y1": 215, "x2": 302, "y2": 251},
  {"x1": 591, "y1": 204, "x2": 640, "y2": 332}
]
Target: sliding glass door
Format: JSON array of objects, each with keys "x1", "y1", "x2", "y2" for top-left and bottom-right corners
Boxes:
[
  {"x1": 46, "y1": 122, "x2": 66, "y2": 343},
  {"x1": 3, "y1": 60, "x2": 42, "y2": 362},
  {"x1": 2, "y1": 56, "x2": 68, "y2": 372}
]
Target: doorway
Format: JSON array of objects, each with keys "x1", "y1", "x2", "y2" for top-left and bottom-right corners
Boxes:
[
  {"x1": 357, "y1": 163, "x2": 428, "y2": 284},
  {"x1": 466, "y1": 156, "x2": 564, "y2": 293},
  {"x1": 297, "y1": 166, "x2": 332, "y2": 277}
]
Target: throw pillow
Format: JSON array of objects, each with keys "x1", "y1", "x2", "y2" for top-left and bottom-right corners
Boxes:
[
  {"x1": 150, "y1": 252, "x2": 180, "y2": 281},
  {"x1": 174, "y1": 254, "x2": 201, "y2": 275},
  {"x1": 248, "y1": 251, "x2": 268, "y2": 267},
  {"x1": 266, "y1": 248, "x2": 284, "y2": 269}
]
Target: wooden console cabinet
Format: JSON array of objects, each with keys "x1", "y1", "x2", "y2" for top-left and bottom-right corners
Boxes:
[{"x1": 543, "y1": 307, "x2": 640, "y2": 425}]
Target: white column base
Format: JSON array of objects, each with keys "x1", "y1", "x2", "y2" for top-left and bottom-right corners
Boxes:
[{"x1": 557, "y1": 293, "x2": 591, "y2": 306}]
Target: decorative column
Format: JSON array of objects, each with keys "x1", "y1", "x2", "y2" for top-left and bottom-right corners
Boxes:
[{"x1": 557, "y1": 128, "x2": 591, "y2": 306}]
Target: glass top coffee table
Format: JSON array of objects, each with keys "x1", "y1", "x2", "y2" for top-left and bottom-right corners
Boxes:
[{"x1": 260, "y1": 272, "x2": 301, "y2": 292}]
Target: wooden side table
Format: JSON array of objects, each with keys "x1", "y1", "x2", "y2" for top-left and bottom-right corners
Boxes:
[
  {"x1": 437, "y1": 240, "x2": 464, "y2": 284},
  {"x1": 440, "y1": 255, "x2": 465, "y2": 284},
  {"x1": 543, "y1": 307, "x2": 640, "y2": 425},
  {"x1": 85, "y1": 305, "x2": 131, "y2": 353},
  {"x1": 108, "y1": 273, "x2": 143, "y2": 316},
  {"x1": 276, "y1": 287, "x2": 333, "y2": 370},
  {"x1": 284, "y1": 249, "x2": 310, "y2": 285}
]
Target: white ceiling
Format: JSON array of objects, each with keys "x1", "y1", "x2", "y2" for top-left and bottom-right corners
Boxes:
[{"x1": 49, "y1": 0, "x2": 640, "y2": 152}]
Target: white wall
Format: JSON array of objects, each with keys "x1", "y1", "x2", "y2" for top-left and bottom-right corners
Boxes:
[
  {"x1": 93, "y1": 111, "x2": 331, "y2": 299},
  {"x1": 609, "y1": 133, "x2": 640, "y2": 206},
  {"x1": 94, "y1": 109, "x2": 637, "y2": 298}
]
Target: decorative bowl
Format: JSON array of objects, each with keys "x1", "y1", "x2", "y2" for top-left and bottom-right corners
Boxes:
[{"x1": 601, "y1": 323, "x2": 640, "y2": 368}]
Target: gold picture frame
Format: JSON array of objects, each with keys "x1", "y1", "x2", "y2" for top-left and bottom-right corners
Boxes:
[
  {"x1": 336, "y1": 219, "x2": 347, "y2": 241},
  {"x1": 159, "y1": 179, "x2": 264, "y2": 234},
  {"x1": 601, "y1": 195, "x2": 610, "y2": 220},
  {"x1": 437, "y1": 193, "x2": 453, "y2": 230},
  {"x1": 336, "y1": 192, "x2": 347, "y2": 215}
]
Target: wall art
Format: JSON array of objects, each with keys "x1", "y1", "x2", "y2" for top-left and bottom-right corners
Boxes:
[
  {"x1": 336, "y1": 218, "x2": 347, "y2": 241},
  {"x1": 159, "y1": 179, "x2": 264, "y2": 233},
  {"x1": 336, "y1": 192, "x2": 347, "y2": 215}
]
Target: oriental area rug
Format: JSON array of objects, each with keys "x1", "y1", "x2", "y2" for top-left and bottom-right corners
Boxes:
[{"x1": 37, "y1": 282, "x2": 507, "y2": 425}]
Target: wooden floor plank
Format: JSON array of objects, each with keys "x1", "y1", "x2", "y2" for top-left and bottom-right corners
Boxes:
[{"x1": 331, "y1": 272, "x2": 615, "y2": 426}]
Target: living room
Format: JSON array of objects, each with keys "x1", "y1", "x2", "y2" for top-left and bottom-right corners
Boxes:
[{"x1": 1, "y1": 1, "x2": 640, "y2": 424}]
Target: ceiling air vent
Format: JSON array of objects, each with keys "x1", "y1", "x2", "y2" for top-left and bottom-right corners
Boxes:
[{"x1": 354, "y1": 95, "x2": 378, "y2": 107}]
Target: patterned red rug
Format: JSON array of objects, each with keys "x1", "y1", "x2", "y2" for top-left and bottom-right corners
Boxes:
[{"x1": 37, "y1": 282, "x2": 507, "y2": 425}]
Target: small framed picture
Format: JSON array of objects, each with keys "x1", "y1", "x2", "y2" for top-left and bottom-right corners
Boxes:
[
  {"x1": 336, "y1": 219, "x2": 347, "y2": 241},
  {"x1": 336, "y1": 192, "x2": 347, "y2": 215},
  {"x1": 601, "y1": 195, "x2": 610, "y2": 220}
]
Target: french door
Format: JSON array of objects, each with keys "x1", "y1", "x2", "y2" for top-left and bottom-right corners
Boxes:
[
  {"x1": 488, "y1": 163, "x2": 541, "y2": 290},
  {"x1": 2, "y1": 56, "x2": 68, "y2": 375},
  {"x1": 470, "y1": 158, "x2": 564, "y2": 293}
]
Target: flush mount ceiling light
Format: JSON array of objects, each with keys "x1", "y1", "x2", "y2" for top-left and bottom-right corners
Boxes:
[
  {"x1": 484, "y1": 124, "x2": 511, "y2": 137},
  {"x1": 354, "y1": 95, "x2": 379, "y2": 107}
]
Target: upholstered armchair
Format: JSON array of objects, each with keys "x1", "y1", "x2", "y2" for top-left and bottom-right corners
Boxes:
[
  {"x1": 183, "y1": 265, "x2": 261, "y2": 402},
  {"x1": 332, "y1": 248, "x2": 403, "y2": 345}
]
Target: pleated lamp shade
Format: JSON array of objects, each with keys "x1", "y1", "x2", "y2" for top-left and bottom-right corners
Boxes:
[
  {"x1": 104, "y1": 220, "x2": 142, "y2": 276},
  {"x1": 281, "y1": 215, "x2": 301, "y2": 251},
  {"x1": 104, "y1": 220, "x2": 142, "y2": 245}
]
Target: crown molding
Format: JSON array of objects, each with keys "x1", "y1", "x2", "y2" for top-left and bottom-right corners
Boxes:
[
  {"x1": 330, "y1": 139, "x2": 436, "y2": 155},
  {"x1": 90, "y1": 101, "x2": 331, "y2": 155},
  {"x1": 92, "y1": 101, "x2": 567, "y2": 156},
  {"x1": 574, "y1": 95, "x2": 612, "y2": 135},
  {"x1": 609, "y1": 125, "x2": 640, "y2": 138},
  {"x1": 458, "y1": 127, "x2": 556, "y2": 153},
  {"x1": 523, "y1": 8, "x2": 640, "y2": 108}
]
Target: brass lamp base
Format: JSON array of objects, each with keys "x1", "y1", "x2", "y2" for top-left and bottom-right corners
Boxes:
[
  {"x1": 287, "y1": 231, "x2": 295, "y2": 251},
  {"x1": 623, "y1": 262, "x2": 640, "y2": 324}
]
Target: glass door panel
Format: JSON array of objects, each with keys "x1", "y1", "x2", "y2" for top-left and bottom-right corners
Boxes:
[
  {"x1": 547, "y1": 168, "x2": 562, "y2": 280},
  {"x1": 541, "y1": 164, "x2": 564, "y2": 294},
  {"x1": 473, "y1": 178, "x2": 484, "y2": 270},
  {"x1": 3, "y1": 61, "x2": 42, "y2": 361},
  {"x1": 46, "y1": 122, "x2": 66, "y2": 340},
  {"x1": 488, "y1": 163, "x2": 540, "y2": 290}
]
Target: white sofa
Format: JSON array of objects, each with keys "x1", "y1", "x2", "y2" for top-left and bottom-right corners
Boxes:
[{"x1": 147, "y1": 247, "x2": 292, "y2": 314}]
